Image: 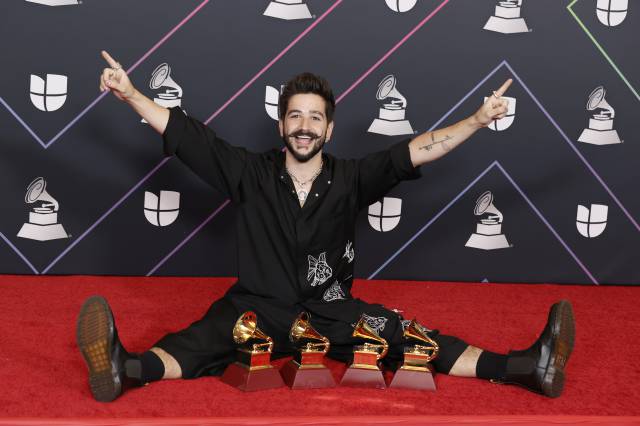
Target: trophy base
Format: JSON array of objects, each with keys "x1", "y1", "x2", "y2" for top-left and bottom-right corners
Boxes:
[
  {"x1": 578, "y1": 128, "x2": 622, "y2": 145},
  {"x1": 483, "y1": 16, "x2": 529, "y2": 34},
  {"x1": 17, "y1": 223, "x2": 68, "y2": 241},
  {"x1": 220, "y1": 362, "x2": 285, "y2": 392},
  {"x1": 280, "y1": 360, "x2": 336, "y2": 389},
  {"x1": 389, "y1": 366, "x2": 436, "y2": 391},
  {"x1": 340, "y1": 365, "x2": 386, "y2": 389},
  {"x1": 465, "y1": 233, "x2": 510, "y2": 250},
  {"x1": 368, "y1": 118, "x2": 413, "y2": 136},
  {"x1": 263, "y1": 2, "x2": 312, "y2": 20}
]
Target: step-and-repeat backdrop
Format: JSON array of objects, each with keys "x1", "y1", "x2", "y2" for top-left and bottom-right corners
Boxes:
[{"x1": 1, "y1": 0, "x2": 638, "y2": 285}]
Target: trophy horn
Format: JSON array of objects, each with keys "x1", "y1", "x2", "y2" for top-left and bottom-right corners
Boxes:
[
  {"x1": 403, "y1": 319, "x2": 439, "y2": 362},
  {"x1": 289, "y1": 312, "x2": 330, "y2": 354},
  {"x1": 232, "y1": 311, "x2": 273, "y2": 353},
  {"x1": 352, "y1": 316, "x2": 389, "y2": 359}
]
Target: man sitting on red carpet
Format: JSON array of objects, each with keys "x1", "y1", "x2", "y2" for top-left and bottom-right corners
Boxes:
[{"x1": 77, "y1": 50, "x2": 575, "y2": 402}]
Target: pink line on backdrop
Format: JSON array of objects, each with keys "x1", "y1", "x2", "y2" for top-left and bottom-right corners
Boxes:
[
  {"x1": 146, "y1": 0, "x2": 451, "y2": 276},
  {"x1": 126, "y1": 0, "x2": 210, "y2": 74},
  {"x1": 204, "y1": 0, "x2": 344, "y2": 125},
  {"x1": 336, "y1": 0, "x2": 450, "y2": 104}
]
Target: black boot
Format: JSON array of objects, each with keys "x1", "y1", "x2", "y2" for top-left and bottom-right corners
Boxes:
[
  {"x1": 76, "y1": 296, "x2": 142, "y2": 402},
  {"x1": 499, "y1": 300, "x2": 575, "y2": 398}
]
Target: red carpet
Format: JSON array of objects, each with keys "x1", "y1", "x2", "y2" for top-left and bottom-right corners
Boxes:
[{"x1": 0, "y1": 275, "x2": 639, "y2": 425}]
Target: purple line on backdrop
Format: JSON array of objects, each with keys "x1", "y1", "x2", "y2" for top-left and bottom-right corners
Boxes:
[
  {"x1": 369, "y1": 59, "x2": 637, "y2": 283},
  {"x1": 35, "y1": 1, "x2": 342, "y2": 274},
  {"x1": 0, "y1": 96, "x2": 47, "y2": 149},
  {"x1": 336, "y1": 0, "x2": 450, "y2": 104},
  {"x1": 147, "y1": 0, "x2": 452, "y2": 276},
  {"x1": 203, "y1": 0, "x2": 344, "y2": 125},
  {"x1": 41, "y1": 157, "x2": 172, "y2": 275},
  {"x1": 146, "y1": 199, "x2": 231, "y2": 276},
  {"x1": 368, "y1": 161, "x2": 598, "y2": 284},
  {"x1": 495, "y1": 162, "x2": 598, "y2": 284},
  {"x1": 367, "y1": 162, "x2": 494, "y2": 280},
  {"x1": 1, "y1": 0, "x2": 210, "y2": 150},
  {"x1": 0, "y1": 232, "x2": 39, "y2": 275},
  {"x1": 503, "y1": 61, "x2": 640, "y2": 233}
]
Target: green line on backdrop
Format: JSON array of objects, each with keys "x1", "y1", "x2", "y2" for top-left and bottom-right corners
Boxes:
[{"x1": 567, "y1": 0, "x2": 639, "y2": 101}]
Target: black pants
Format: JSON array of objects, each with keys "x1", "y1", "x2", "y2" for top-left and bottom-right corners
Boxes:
[{"x1": 154, "y1": 296, "x2": 469, "y2": 379}]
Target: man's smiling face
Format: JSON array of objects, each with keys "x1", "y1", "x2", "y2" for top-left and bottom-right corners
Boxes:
[{"x1": 279, "y1": 93, "x2": 334, "y2": 163}]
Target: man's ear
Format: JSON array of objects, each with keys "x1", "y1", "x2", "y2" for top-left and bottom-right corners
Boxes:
[
  {"x1": 326, "y1": 120, "x2": 335, "y2": 143},
  {"x1": 278, "y1": 119, "x2": 284, "y2": 138}
]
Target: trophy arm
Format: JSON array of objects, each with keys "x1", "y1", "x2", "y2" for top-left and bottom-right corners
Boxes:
[{"x1": 252, "y1": 340, "x2": 273, "y2": 353}]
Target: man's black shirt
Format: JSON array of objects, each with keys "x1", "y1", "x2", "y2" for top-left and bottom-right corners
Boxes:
[{"x1": 162, "y1": 107, "x2": 422, "y2": 343}]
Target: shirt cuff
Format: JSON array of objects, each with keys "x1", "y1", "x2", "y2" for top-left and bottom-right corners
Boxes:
[
  {"x1": 390, "y1": 138, "x2": 422, "y2": 180},
  {"x1": 162, "y1": 107, "x2": 187, "y2": 156}
]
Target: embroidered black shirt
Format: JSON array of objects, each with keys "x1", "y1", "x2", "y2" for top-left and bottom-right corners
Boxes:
[{"x1": 162, "y1": 107, "x2": 421, "y2": 344}]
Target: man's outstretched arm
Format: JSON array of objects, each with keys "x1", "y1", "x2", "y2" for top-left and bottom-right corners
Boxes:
[
  {"x1": 98, "y1": 50, "x2": 170, "y2": 134},
  {"x1": 408, "y1": 78, "x2": 512, "y2": 167}
]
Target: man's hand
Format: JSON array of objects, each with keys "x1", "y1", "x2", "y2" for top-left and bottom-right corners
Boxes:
[
  {"x1": 473, "y1": 78, "x2": 513, "y2": 127},
  {"x1": 99, "y1": 50, "x2": 136, "y2": 101}
]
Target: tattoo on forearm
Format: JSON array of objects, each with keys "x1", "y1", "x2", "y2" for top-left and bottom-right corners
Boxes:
[{"x1": 419, "y1": 133, "x2": 453, "y2": 152}]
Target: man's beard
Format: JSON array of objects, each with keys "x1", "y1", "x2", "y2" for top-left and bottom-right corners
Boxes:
[{"x1": 282, "y1": 129, "x2": 326, "y2": 163}]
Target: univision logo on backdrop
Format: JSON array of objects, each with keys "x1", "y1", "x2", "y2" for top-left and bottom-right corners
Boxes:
[
  {"x1": 368, "y1": 197, "x2": 402, "y2": 232},
  {"x1": 144, "y1": 191, "x2": 180, "y2": 227},
  {"x1": 385, "y1": 0, "x2": 418, "y2": 13},
  {"x1": 576, "y1": 204, "x2": 608, "y2": 238},
  {"x1": 597, "y1": 0, "x2": 628, "y2": 27},
  {"x1": 30, "y1": 74, "x2": 67, "y2": 112}
]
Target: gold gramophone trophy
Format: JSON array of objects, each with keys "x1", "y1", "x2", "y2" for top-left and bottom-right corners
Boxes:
[
  {"x1": 220, "y1": 311, "x2": 284, "y2": 391},
  {"x1": 280, "y1": 312, "x2": 336, "y2": 389},
  {"x1": 340, "y1": 315, "x2": 389, "y2": 389},
  {"x1": 390, "y1": 319, "x2": 439, "y2": 390}
]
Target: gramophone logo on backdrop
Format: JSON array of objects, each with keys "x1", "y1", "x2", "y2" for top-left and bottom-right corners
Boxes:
[
  {"x1": 142, "y1": 63, "x2": 184, "y2": 124},
  {"x1": 30, "y1": 74, "x2": 67, "y2": 112},
  {"x1": 368, "y1": 75, "x2": 413, "y2": 136},
  {"x1": 368, "y1": 197, "x2": 402, "y2": 232},
  {"x1": 483, "y1": 0, "x2": 530, "y2": 34},
  {"x1": 17, "y1": 177, "x2": 69, "y2": 241},
  {"x1": 465, "y1": 191, "x2": 511, "y2": 250},
  {"x1": 483, "y1": 96, "x2": 516, "y2": 131},
  {"x1": 265, "y1": 84, "x2": 283, "y2": 121},
  {"x1": 263, "y1": 0, "x2": 312, "y2": 20},
  {"x1": 144, "y1": 191, "x2": 180, "y2": 227},
  {"x1": 385, "y1": 0, "x2": 418, "y2": 13},
  {"x1": 25, "y1": 0, "x2": 79, "y2": 5},
  {"x1": 578, "y1": 86, "x2": 622, "y2": 145},
  {"x1": 576, "y1": 204, "x2": 608, "y2": 238},
  {"x1": 597, "y1": 0, "x2": 628, "y2": 27}
]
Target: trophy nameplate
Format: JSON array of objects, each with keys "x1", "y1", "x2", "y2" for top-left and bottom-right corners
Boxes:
[
  {"x1": 390, "y1": 319, "x2": 439, "y2": 391},
  {"x1": 280, "y1": 312, "x2": 335, "y2": 389},
  {"x1": 340, "y1": 316, "x2": 389, "y2": 389},
  {"x1": 220, "y1": 311, "x2": 284, "y2": 391}
]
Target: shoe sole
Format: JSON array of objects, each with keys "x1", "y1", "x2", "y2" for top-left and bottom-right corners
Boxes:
[
  {"x1": 76, "y1": 296, "x2": 120, "y2": 402},
  {"x1": 541, "y1": 300, "x2": 575, "y2": 398}
]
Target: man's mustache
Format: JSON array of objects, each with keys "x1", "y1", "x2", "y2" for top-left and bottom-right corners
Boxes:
[{"x1": 287, "y1": 130, "x2": 320, "y2": 139}]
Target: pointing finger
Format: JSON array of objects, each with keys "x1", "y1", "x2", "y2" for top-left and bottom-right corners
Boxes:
[
  {"x1": 101, "y1": 50, "x2": 119, "y2": 69},
  {"x1": 494, "y1": 78, "x2": 513, "y2": 98}
]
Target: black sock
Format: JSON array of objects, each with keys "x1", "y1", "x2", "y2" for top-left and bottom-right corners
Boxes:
[
  {"x1": 125, "y1": 351, "x2": 165, "y2": 383},
  {"x1": 476, "y1": 350, "x2": 508, "y2": 381}
]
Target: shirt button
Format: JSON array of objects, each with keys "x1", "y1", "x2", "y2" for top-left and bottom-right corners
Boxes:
[
  {"x1": 315, "y1": 193, "x2": 318, "y2": 197},
  {"x1": 328, "y1": 180, "x2": 331, "y2": 184}
]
